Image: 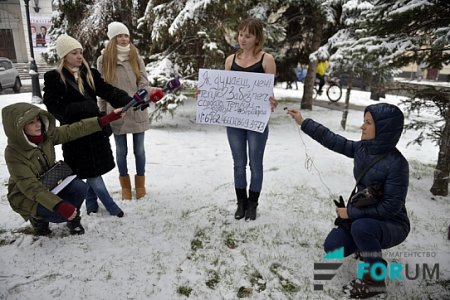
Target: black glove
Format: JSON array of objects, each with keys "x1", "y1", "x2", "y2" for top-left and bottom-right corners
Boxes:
[
  {"x1": 333, "y1": 195, "x2": 351, "y2": 230},
  {"x1": 334, "y1": 217, "x2": 352, "y2": 231},
  {"x1": 333, "y1": 196, "x2": 346, "y2": 208}
]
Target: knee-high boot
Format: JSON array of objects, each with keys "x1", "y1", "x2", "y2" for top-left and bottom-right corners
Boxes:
[
  {"x1": 119, "y1": 175, "x2": 132, "y2": 200},
  {"x1": 234, "y1": 188, "x2": 247, "y2": 220},
  {"x1": 245, "y1": 191, "x2": 260, "y2": 221},
  {"x1": 135, "y1": 175, "x2": 146, "y2": 199}
]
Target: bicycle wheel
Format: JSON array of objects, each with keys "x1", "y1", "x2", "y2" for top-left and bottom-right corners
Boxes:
[
  {"x1": 327, "y1": 83, "x2": 342, "y2": 102},
  {"x1": 313, "y1": 87, "x2": 318, "y2": 100}
]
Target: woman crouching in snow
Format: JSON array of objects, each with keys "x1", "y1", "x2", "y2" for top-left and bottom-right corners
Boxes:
[
  {"x1": 288, "y1": 103, "x2": 410, "y2": 299},
  {"x1": 3, "y1": 102, "x2": 123, "y2": 236}
]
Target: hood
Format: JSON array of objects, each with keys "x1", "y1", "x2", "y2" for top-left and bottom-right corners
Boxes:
[
  {"x1": 2, "y1": 102, "x2": 55, "y2": 151},
  {"x1": 364, "y1": 103, "x2": 404, "y2": 154}
]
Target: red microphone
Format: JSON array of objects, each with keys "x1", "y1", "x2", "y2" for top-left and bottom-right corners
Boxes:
[
  {"x1": 134, "y1": 78, "x2": 181, "y2": 111},
  {"x1": 149, "y1": 89, "x2": 165, "y2": 103},
  {"x1": 134, "y1": 89, "x2": 165, "y2": 111}
]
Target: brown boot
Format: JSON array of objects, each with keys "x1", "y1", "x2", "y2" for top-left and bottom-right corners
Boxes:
[
  {"x1": 119, "y1": 175, "x2": 132, "y2": 200},
  {"x1": 135, "y1": 175, "x2": 146, "y2": 199}
]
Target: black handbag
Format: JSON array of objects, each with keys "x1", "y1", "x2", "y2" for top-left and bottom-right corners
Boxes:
[
  {"x1": 347, "y1": 152, "x2": 390, "y2": 208},
  {"x1": 350, "y1": 182, "x2": 384, "y2": 208},
  {"x1": 39, "y1": 161, "x2": 73, "y2": 190},
  {"x1": 334, "y1": 152, "x2": 390, "y2": 229}
]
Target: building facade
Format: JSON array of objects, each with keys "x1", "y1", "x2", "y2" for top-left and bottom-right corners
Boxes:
[{"x1": 0, "y1": 0, "x2": 53, "y2": 63}]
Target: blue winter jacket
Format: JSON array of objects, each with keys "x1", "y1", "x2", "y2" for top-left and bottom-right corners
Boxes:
[{"x1": 301, "y1": 103, "x2": 410, "y2": 233}]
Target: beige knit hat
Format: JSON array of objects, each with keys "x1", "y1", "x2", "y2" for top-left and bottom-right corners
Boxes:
[
  {"x1": 56, "y1": 34, "x2": 83, "y2": 58},
  {"x1": 107, "y1": 22, "x2": 130, "y2": 40}
]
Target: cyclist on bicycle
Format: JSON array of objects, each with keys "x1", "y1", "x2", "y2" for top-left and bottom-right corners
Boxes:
[{"x1": 316, "y1": 58, "x2": 329, "y2": 95}]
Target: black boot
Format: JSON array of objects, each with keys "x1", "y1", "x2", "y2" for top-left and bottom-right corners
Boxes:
[
  {"x1": 245, "y1": 191, "x2": 260, "y2": 221},
  {"x1": 234, "y1": 188, "x2": 247, "y2": 220},
  {"x1": 343, "y1": 258, "x2": 387, "y2": 298},
  {"x1": 30, "y1": 217, "x2": 52, "y2": 236},
  {"x1": 66, "y1": 216, "x2": 85, "y2": 235}
]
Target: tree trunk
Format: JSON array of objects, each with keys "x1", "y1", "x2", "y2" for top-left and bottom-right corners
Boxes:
[
  {"x1": 387, "y1": 81, "x2": 449, "y2": 196},
  {"x1": 301, "y1": 61, "x2": 318, "y2": 110},
  {"x1": 301, "y1": 13, "x2": 323, "y2": 110},
  {"x1": 430, "y1": 100, "x2": 450, "y2": 196},
  {"x1": 341, "y1": 73, "x2": 353, "y2": 130}
]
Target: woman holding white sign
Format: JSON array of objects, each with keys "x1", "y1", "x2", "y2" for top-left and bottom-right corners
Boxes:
[{"x1": 224, "y1": 18, "x2": 277, "y2": 221}]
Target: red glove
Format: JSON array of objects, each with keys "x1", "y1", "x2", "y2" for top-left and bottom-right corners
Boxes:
[
  {"x1": 99, "y1": 110, "x2": 122, "y2": 127},
  {"x1": 55, "y1": 202, "x2": 77, "y2": 220}
]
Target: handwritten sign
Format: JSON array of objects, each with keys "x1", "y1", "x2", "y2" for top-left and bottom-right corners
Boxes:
[{"x1": 196, "y1": 69, "x2": 274, "y2": 133}]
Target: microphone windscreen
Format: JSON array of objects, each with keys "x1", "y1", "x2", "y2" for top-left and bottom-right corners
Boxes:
[
  {"x1": 149, "y1": 89, "x2": 165, "y2": 103},
  {"x1": 164, "y1": 78, "x2": 181, "y2": 92}
]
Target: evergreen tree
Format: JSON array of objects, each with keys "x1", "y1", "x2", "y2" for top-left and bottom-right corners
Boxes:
[
  {"x1": 44, "y1": 0, "x2": 144, "y2": 65},
  {"x1": 367, "y1": 0, "x2": 450, "y2": 196},
  {"x1": 329, "y1": 0, "x2": 450, "y2": 195},
  {"x1": 137, "y1": 0, "x2": 287, "y2": 83},
  {"x1": 287, "y1": 0, "x2": 342, "y2": 110}
]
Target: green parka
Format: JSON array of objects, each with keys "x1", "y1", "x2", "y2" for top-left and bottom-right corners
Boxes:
[{"x1": 2, "y1": 102, "x2": 102, "y2": 220}]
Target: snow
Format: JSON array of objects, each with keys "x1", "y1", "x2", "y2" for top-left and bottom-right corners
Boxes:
[{"x1": 0, "y1": 84, "x2": 449, "y2": 299}]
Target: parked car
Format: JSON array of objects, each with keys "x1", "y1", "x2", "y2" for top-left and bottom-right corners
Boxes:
[
  {"x1": 0, "y1": 57, "x2": 21, "y2": 93},
  {"x1": 338, "y1": 73, "x2": 367, "y2": 91},
  {"x1": 336, "y1": 72, "x2": 393, "y2": 92}
]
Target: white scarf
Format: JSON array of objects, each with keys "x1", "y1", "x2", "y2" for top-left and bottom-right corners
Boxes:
[
  {"x1": 117, "y1": 44, "x2": 130, "y2": 62},
  {"x1": 69, "y1": 67, "x2": 80, "y2": 82}
]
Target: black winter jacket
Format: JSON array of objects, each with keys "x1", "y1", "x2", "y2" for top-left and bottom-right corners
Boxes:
[
  {"x1": 301, "y1": 103, "x2": 410, "y2": 234},
  {"x1": 43, "y1": 66, "x2": 130, "y2": 178}
]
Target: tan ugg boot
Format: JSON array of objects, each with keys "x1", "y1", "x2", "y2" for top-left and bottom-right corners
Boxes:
[
  {"x1": 135, "y1": 175, "x2": 146, "y2": 199},
  {"x1": 119, "y1": 175, "x2": 132, "y2": 200}
]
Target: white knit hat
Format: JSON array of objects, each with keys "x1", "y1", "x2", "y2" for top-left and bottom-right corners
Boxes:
[
  {"x1": 107, "y1": 22, "x2": 130, "y2": 40},
  {"x1": 56, "y1": 34, "x2": 83, "y2": 58}
]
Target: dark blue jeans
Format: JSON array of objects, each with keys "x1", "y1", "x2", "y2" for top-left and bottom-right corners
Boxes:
[
  {"x1": 324, "y1": 218, "x2": 409, "y2": 263},
  {"x1": 36, "y1": 178, "x2": 86, "y2": 223},
  {"x1": 226, "y1": 126, "x2": 269, "y2": 192},
  {"x1": 114, "y1": 132, "x2": 146, "y2": 176}
]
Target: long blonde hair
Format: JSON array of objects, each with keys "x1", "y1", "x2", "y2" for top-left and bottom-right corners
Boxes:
[
  {"x1": 101, "y1": 38, "x2": 141, "y2": 85},
  {"x1": 236, "y1": 18, "x2": 265, "y2": 56},
  {"x1": 57, "y1": 58, "x2": 95, "y2": 95}
]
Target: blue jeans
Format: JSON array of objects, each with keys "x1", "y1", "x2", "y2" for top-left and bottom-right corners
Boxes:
[
  {"x1": 37, "y1": 178, "x2": 86, "y2": 223},
  {"x1": 324, "y1": 218, "x2": 409, "y2": 263},
  {"x1": 85, "y1": 176, "x2": 122, "y2": 215},
  {"x1": 114, "y1": 133, "x2": 146, "y2": 176},
  {"x1": 226, "y1": 126, "x2": 269, "y2": 192}
]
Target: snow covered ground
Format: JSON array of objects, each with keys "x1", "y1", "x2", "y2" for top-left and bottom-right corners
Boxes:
[{"x1": 0, "y1": 85, "x2": 449, "y2": 299}]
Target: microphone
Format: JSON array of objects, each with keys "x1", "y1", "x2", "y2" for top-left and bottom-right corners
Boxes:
[
  {"x1": 122, "y1": 89, "x2": 148, "y2": 112},
  {"x1": 134, "y1": 78, "x2": 181, "y2": 111},
  {"x1": 163, "y1": 78, "x2": 181, "y2": 93},
  {"x1": 149, "y1": 89, "x2": 165, "y2": 103},
  {"x1": 135, "y1": 89, "x2": 164, "y2": 111}
]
